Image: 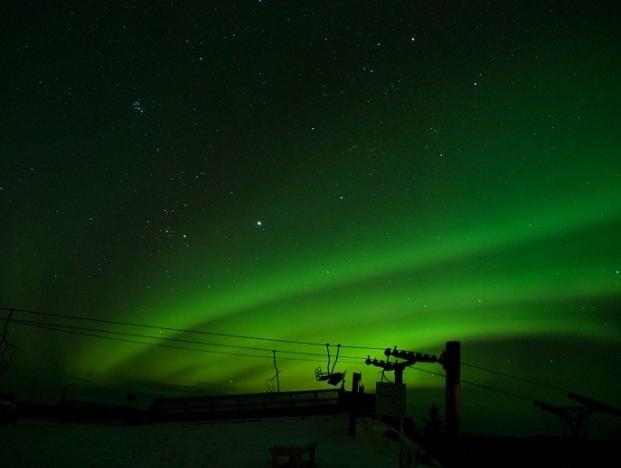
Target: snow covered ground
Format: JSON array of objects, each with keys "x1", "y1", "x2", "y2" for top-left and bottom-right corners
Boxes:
[{"x1": 1, "y1": 414, "x2": 439, "y2": 467}]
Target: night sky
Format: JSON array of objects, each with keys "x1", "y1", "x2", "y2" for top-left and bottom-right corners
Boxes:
[{"x1": 2, "y1": 1, "x2": 620, "y2": 436}]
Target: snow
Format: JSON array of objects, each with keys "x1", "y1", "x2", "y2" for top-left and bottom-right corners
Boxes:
[{"x1": 1, "y1": 414, "x2": 440, "y2": 467}]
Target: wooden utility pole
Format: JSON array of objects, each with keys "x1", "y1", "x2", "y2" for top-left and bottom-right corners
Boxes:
[
  {"x1": 394, "y1": 366, "x2": 405, "y2": 384},
  {"x1": 443, "y1": 341, "x2": 461, "y2": 438},
  {"x1": 348, "y1": 372, "x2": 362, "y2": 436}
]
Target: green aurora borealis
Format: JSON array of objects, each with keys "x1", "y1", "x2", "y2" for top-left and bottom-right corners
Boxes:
[{"x1": 1, "y1": 1, "x2": 620, "y2": 436}]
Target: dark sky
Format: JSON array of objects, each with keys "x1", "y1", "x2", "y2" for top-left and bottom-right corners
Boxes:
[{"x1": 1, "y1": 1, "x2": 620, "y2": 437}]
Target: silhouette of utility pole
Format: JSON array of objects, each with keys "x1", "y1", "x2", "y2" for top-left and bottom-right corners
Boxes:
[
  {"x1": 366, "y1": 341, "x2": 461, "y2": 438},
  {"x1": 348, "y1": 372, "x2": 362, "y2": 436},
  {"x1": 366, "y1": 348, "x2": 438, "y2": 383},
  {"x1": 442, "y1": 341, "x2": 461, "y2": 438}
]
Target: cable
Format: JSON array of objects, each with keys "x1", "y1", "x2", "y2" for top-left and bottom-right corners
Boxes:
[
  {"x1": 10, "y1": 319, "x2": 346, "y2": 364},
  {"x1": 4, "y1": 310, "x2": 566, "y2": 407},
  {"x1": 408, "y1": 367, "x2": 538, "y2": 402},
  {"x1": 4, "y1": 316, "x2": 366, "y2": 362},
  {"x1": 409, "y1": 366, "x2": 445, "y2": 378},
  {"x1": 462, "y1": 361, "x2": 570, "y2": 394},
  {"x1": 461, "y1": 379, "x2": 537, "y2": 402},
  {"x1": 1, "y1": 307, "x2": 392, "y2": 352},
  {"x1": 340, "y1": 344, "x2": 386, "y2": 351},
  {"x1": 325, "y1": 344, "x2": 331, "y2": 374},
  {"x1": 331, "y1": 344, "x2": 341, "y2": 373},
  {"x1": 1, "y1": 307, "x2": 325, "y2": 347}
]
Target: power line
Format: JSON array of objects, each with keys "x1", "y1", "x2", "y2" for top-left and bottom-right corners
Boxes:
[
  {"x1": 408, "y1": 366, "x2": 538, "y2": 402},
  {"x1": 461, "y1": 378, "x2": 538, "y2": 402},
  {"x1": 3, "y1": 312, "x2": 565, "y2": 405},
  {"x1": 340, "y1": 344, "x2": 386, "y2": 351},
  {"x1": 462, "y1": 361, "x2": 569, "y2": 394},
  {"x1": 5, "y1": 316, "x2": 367, "y2": 362},
  {"x1": 1, "y1": 307, "x2": 389, "y2": 352},
  {"x1": 1, "y1": 308, "x2": 585, "y2": 404},
  {"x1": 2, "y1": 308, "x2": 579, "y2": 411},
  {"x1": 409, "y1": 366, "x2": 446, "y2": 378},
  {"x1": 2, "y1": 307, "x2": 326, "y2": 347},
  {"x1": 9, "y1": 319, "x2": 357, "y2": 364}
]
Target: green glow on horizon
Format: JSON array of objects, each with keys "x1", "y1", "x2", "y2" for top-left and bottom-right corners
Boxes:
[{"x1": 69, "y1": 144, "x2": 621, "y2": 390}]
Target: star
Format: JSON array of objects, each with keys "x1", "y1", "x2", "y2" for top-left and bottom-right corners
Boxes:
[{"x1": 256, "y1": 220, "x2": 263, "y2": 227}]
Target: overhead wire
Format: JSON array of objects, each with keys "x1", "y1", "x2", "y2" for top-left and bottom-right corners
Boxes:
[
  {"x1": 331, "y1": 344, "x2": 341, "y2": 373},
  {"x1": 0, "y1": 319, "x2": 363, "y2": 362},
  {"x1": 1, "y1": 307, "x2": 389, "y2": 352},
  {"x1": 8, "y1": 319, "x2": 350, "y2": 363},
  {"x1": 408, "y1": 366, "x2": 538, "y2": 402},
  {"x1": 4, "y1": 316, "x2": 366, "y2": 362},
  {"x1": 408, "y1": 366, "x2": 445, "y2": 378},
  {"x1": 340, "y1": 344, "x2": 386, "y2": 351},
  {"x1": 5, "y1": 318, "x2": 555, "y2": 404},
  {"x1": 461, "y1": 378, "x2": 538, "y2": 402},
  {"x1": 2, "y1": 307, "x2": 578, "y2": 404},
  {"x1": 462, "y1": 361, "x2": 570, "y2": 394},
  {"x1": 5, "y1": 307, "x2": 597, "y2": 425}
]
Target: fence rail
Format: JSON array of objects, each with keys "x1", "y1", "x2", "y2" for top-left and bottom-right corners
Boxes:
[{"x1": 150, "y1": 389, "x2": 345, "y2": 420}]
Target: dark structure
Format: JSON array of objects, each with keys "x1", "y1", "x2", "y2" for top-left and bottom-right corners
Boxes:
[
  {"x1": 366, "y1": 341, "x2": 461, "y2": 437},
  {"x1": 534, "y1": 392, "x2": 621, "y2": 439},
  {"x1": 442, "y1": 341, "x2": 461, "y2": 438},
  {"x1": 150, "y1": 388, "x2": 375, "y2": 422},
  {"x1": 534, "y1": 401, "x2": 591, "y2": 439},
  {"x1": 314, "y1": 344, "x2": 345, "y2": 386},
  {"x1": 269, "y1": 442, "x2": 316, "y2": 468}
]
